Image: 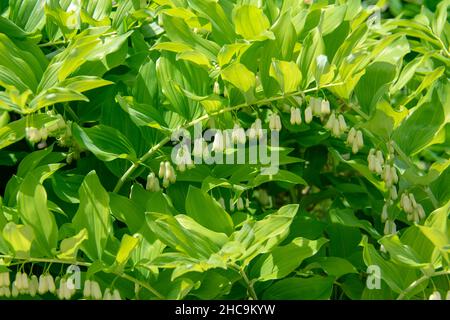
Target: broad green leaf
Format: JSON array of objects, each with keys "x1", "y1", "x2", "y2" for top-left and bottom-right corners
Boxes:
[
  {"x1": 305, "y1": 257, "x2": 358, "y2": 278},
  {"x1": 233, "y1": 5, "x2": 274, "y2": 41},
  {"x1": 262, "y1": 276, "x2": 335, "y2": 300},
  {"x1": 59, "y1": 76, "x2": 113, "y2": 93},
  {"x1": 28, "y1": 87, "x2": 89, "y2": 113},
  {"x1": 17, "y1": 175, "x2": 58, "y2": 256},
  {"x1": 269, "y1": 60, "x2": 302, "y2": 94},
  {"x1": 72, "y1": 123, "x2": 137, "y2": 162},
  {"x1": 57, "y1": 229, "x2": 88, "y2": 260},
  {"x1": 146, "y1": 212, "x2": 227, "y2": 259},
  {"x1": 221, "y1": 63, "x2": 256, "y2": 94},
  {"x1": 185, "y1": 186, "x2": 234, "y2": 235},
  {"x1": 355, "y1": 62, "x2": 396, "y2": 115},
  {"x1": 115, "y1": 234, "x2": 140, "y2": 268},
  {"x1": 251, "y1": 237, "x2": 328, "y2": 281},
  {"x1": 379, "y1": 235, "x2": 429, "y2": 268},
  {"x1": 297, "y1": 28, "x2": 324, "y2": 88},
  {"x1": 72, "y1": 171, "x2": 112, "y2": 261},
  {"x1": 2, "y1": 222, "x2": 34, "y2": 258}
]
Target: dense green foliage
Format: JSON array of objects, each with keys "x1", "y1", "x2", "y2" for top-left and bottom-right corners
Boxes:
[{"x1": 0, "y1": 0, "x2": 449, "y2": 300}]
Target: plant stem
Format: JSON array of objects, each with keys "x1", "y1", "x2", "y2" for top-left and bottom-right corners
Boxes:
[
  {"x1": 396, "y1": 270, "x2": 450, "y2": 300},
  {"x1": 230, "y1": 264, "x2": 258, "y2": 300},
  {"x1": 113, "y1": 82, "x2": 344, "y2": 192},
  {"x1": 0, "y1": 255, "x2": 91, "y2": 267}
]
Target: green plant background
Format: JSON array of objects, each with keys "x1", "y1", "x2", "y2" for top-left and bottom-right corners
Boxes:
[{"x1": 0, "y1": 0, "x2": 449, "y2": 300}]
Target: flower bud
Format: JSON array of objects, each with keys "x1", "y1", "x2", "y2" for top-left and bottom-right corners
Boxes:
[
  {"x1": 90, "y1": 280, "x2": 102, "y2": 300},
  {"x1": 213, "y1": 131, "x2": 224, "y2": 152},
  {"x1": 229, "y1": 199, "x2": 235, "y2": 212},
  {"x1": 158, "y1": 161, "x2": 165, "y2": 179},
  {"x1": 390, "y1": 186, "x2": 398, "y2": 200},
  {"x1": 103, "y1": 288, "x2": 112, "y2": 300},
  {"x1": 338, "y1": 114, "x2": 347, "y2": 132},
  {"x1": 254, "y1": 119, "x2": 263, "y2": 139},
  {"x1": 46, "y1": 275, "x2": 56, "y2": 293},
  {"x1": 332, "y1": 117, "x2": 341, "y2": 137},
  {"x1": 381, "y1": 204, "x2": 388, "y2": 222},
  {"x1": 29, "y1": 275, "x2": 38, "y2": 297},
  {"x1": 218, "y1": 197, "x2": 225, "y2": 209},
  {"x1": 15, "y1": 272, "x2": 22, "y2": 290},
  {"x1": 347, "y1": 127, "x2": 356, "y2": 145},
  {"x1": 112, "y1": 289, "x2": 121, "y2": 300},
  {"x1": 429, "y1": 291, "x2": 442, "y2": 300},
  {"x1": 269, "y1": 113, "x2": 282, "y2": 131},
  {"x1": 83, "y1": 280, "x2": 91, "y2": 298},
  {"x1": 237, "y1": 197, "x2": 244, "y2": 211},
  {"x1": 321, "y1": 100, "x2": 331, "y2": 115},
  {"x1": 26, "y1": 127, "x2": 41, "y2": 143},
  {"x1": 304, "y1": 106, "x2": 313, "y2": 124},
  {"x1": 38, "y1": 275, "x2": 48, "y2": 295},
  {"x1": 290, "y1": 107, "x2": 302, "y2": 125},
  {"x1": 446, "y1": 290, "x2": 450, "y2": 300},
  {"x1": 232, "y1": 124, "x2": 246, "y2": 144},
  {"x1": 416, "y1": 204, "x2": 425, "y2": 220},
  {"x1": 12, "y1": 282, "x2": 19, "y2": 297},
  {"x1": 245, "y1": 198, "x2": 250, "y2": 208},
  {"x1": 325, "y1": 112, "x2": 336, "y2": 130},
  {"x1": 355, "y1": 130, "x2": 364, "y2": 149}
]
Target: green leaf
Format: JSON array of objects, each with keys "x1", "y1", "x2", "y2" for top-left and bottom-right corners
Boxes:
[
  {"x1": 72, "y1": 123, "x2": 137, "y2": 162},
  {"x1": 355, "y1": 62, "x2": 396, "y2": 115},
  {"x1": 57, "y1": 229, "x2": 88, "y2": 260},
  {"x1": 251, "y1": 237, "x2": 328, "y2": 281},
  {"x1": 59, "y1": 76, "x2": 113, "y2": 93},
  {"x1": 305, "y1": 257, "x2": 358, "y2": 278},
  {"x1": 72, "y1": 171, "x2": 112, "y2": 261},
  {"x1": 233, "y1": 204, "x2": 299, "y2": 263},
  {"x1": 185, "y1": 186, "x2": 234, "y2": 236},
  {"x1": 114, "y1": 234, "x2": 140, "y2": 269},
  {"x1": 297, "y1": 28, "x2": 324, "y2": 88},
  {"x1": 432, "y1": 0, "x2": 450, "y2": 37},
  {"x1": 146, "y1": 212, "x2": 227, "y2": 259},
  {"x1": 378, "y1": 235, "x2": 429, "y2": 268},
  {"x1": 221, "y1": 63, "x2": 256, "y2": 94},
  {"x1": 28, "y1": 87, "x2": 89, "y2": 113},
  {"x1": 393, "y1": 89, "x2": 445, "y2": 155},
  {"x1": 233, "y1": 5, "x2": 274, "y2": 41},
  {"x1": 17, "y1": 174, "x2": 58, "y2": 256},
  {"x1": 262, "y1": 276, "x2": 335, "y2": 299},
  {"x1": 269, "y1": 60, "x2": 302, "y2": 94},
  {"x1": 2, "y1": 222, "x2": 34, "y2": 258}
]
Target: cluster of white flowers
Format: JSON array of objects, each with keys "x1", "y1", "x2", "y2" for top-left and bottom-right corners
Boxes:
[
  {"x1": 383, "y1": 219, "x2": 397, "y2": 235},
  {"x1": 57, "y1": 278, "x2": 76, "y2": 300},
  {"x1": 103, "y1": 288, "x2": 122, "y2": 300},
  {"x1": 231, "y1": 124, "x2": 246, "y2": 144},
  {"x1": 248, "y1": 119, "x2": 264, "y2": 140},
  {"x1": 159, "y1": 161, "x2": 177, "y2": 188},
  {"x1": 174, "y1": 144, "x2": 194, "y2": 172},
  {"x1": 213, "y1": 131, "x2": 225, "y2": 152},
  {"x1": 82, "y1": 280, "x2": 120, "y2": 300},
  {"x1": 429, "y1": 290, "x2": 450, "y2": 300},
  {"x1": 0, "y1": 272, "x2": 11, "y2": 297},
  {"x1": 368, "y1": 149, "x2": 384, "y2": 175},
  {"x1": 325, "y1": 112, "x2": 347, "y2": 137},
  {"x1": 304, "y1": 97, "x2": 331, "y2": 124},
  {"x1": 401, "y1": 193, "x2": 425, "y2": 223},
  {"x1": 146, "y1": 172, "x2": 160, "y2": 192},
  {"x1": 254, "y1": 189, "x2": 273, "y2": 208},
  {"x1": 218, "y1": 197, "x2": 249, "y2": 212},
  {"x1": 346, "y1": 127, "x2": 364, "y2": 154},
  {"x1": 38, "y1": 274, "x2": 56, "y2": 295},
  {"x1": 269, "y1": 113, "x2": 282, "y2": 131},
  {"x1": 290, "y1": 107, "x2": 302, "y2": 125}
]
